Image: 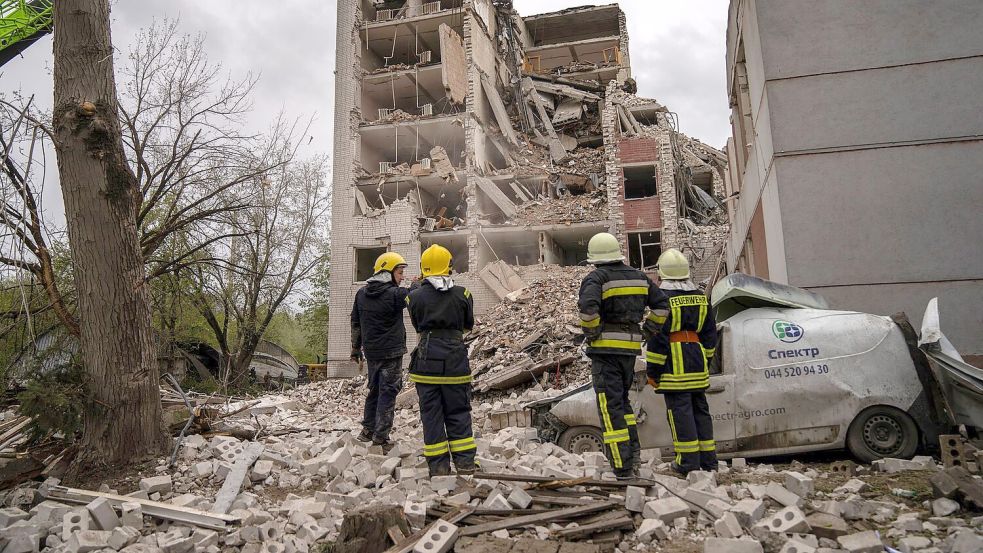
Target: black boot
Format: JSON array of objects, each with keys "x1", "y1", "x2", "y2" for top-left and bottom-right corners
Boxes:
[
  {"x1": 357, "y1": 428, "x2": 373, "y2": 442},
  {"x1": 371, "y1": 438, "x2": 394, "y2": 454},
  {"x1": 670, "y1": 462, "x2": 690, "y2": 477}
]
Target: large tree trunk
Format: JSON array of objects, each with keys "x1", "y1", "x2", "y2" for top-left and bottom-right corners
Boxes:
[{"x1": 51, "y1": 0, "x2": 167, "y2": 466}]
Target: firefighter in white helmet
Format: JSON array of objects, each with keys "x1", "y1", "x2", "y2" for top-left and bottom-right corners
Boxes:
[
  {"x1": 577, "y1": 232, "x2": 668, "y2": 479},
  {"x1": 645, "y1": 248, "x2": 719, "y2": 475}
]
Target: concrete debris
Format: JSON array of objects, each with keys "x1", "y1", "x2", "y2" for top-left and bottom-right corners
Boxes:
[
  {"x1": 468, "y1": 265, "x2": 593, "y2": 393},
  {"x1": 1, "y1": 379, "x2": 980, "y2": 553}
]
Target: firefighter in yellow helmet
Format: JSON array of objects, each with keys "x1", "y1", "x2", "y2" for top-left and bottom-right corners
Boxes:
[
  {"x1": 350, "y1": 251, "x2": 410, "y2": 450},
  {"x1": 577, "y1": 232, "x2": 667, "y2": 479},
  {"x1": 645, "y1": 248, "x2": 719, "y2": 475},
  {"x1": 406, "y1": 245, "x2": 477, "y2": 476}
]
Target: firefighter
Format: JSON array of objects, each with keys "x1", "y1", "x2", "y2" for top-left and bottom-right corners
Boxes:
[
  {"x1": 645, "y1": 248, "x2": 718, "y2": 475},
  {"x1": 406, "y1": 244, "x2": 477, "y2": 476},
  {"x1": 578, "y1": 232, "x2": 667, "y2": 479},
  {"x1": 351, "y1": 251, "x2": 410, "y2": 451}
]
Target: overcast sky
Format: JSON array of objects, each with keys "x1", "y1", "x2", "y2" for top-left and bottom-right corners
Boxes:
[{"x1": 1, "y1": 0, "x2": 730, "y2": 224}]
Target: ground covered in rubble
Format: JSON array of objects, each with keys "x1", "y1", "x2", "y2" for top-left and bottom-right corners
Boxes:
[{"x1": 1, "y1": 381, "x2": 981, "y2": 553}]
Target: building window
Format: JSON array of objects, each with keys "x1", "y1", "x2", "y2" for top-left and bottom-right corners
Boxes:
[
  {"x1": 355, "y1": 246, "x2": 388, "y2": 282},
  {"x1": 623, "y1": 166, "x2": 657, "y2": 199},
  {"x1": 627, "y1": 231, "x2": 661, "y2": 271}
]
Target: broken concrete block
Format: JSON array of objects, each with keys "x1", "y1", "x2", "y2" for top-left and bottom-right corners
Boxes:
[
  {"x1": 779, "y1": 537, "x2": 816, "y2": 553},
  {"x1": 897, "y1": 536, "x2": 931, "y2": 553},
  {"x1": 703, "y1": 537, "x2": 763, "y2": 553},
  {"x1": 157, "y1": 527, "x2": 195, "y2": 553},
  {"x1": 784, "y1": 471, "x2": 814, "y2": 498},
  {"x1": 430, "y1": 475, "x2": 457, "y2": 492},
  {"x1": 295, "y1": 521, "x2": 328, "y2": 543},
  {"x1": 4, "y1": 535, "x2": 40, "y2": 553},
  {"x1": 729, "y1": 499, "x2": 766, "y2": 526},
  {"x1": 403, "y1": 501, "x2": 426, "y2": 528},
  {"x1": 636, "y1": 518, "x2": 668, "y2": 542},
  {"x1": 805, "y1": 512, "x2": 849, "y2": 540},
  {"x1": 625, "y1": 485, "x2": 646, "y2": 513},
  {"x1": 65, "y1": 530, "x2": 111, "y2": 553},
  {"x1": 250, "y1": 460, "x2": 273, "y2": 482},
  {"x1": 30, "y1": 500, "x2": 73, "y2": 523},
  {"x1": 932, "y1": 497, "x2": 960, "y2": 516},
  {"x1": 413, "y1": 520, "x2": 459, "y2": 553},
  {"x1": 192, "y1": 461, "x2": 213, "y2": 478},
  {"x1": 949, "y1": 530, "x2": 983, "y2": 553},
  {"x1": 754, "y1": 506, "x2": 810, "y2": 534},
  {"x1": 120, "y1": 502, "x2": 143, "y2": 528},
  {"x1": 326, "y1": 446, "x2": 352, "y2": 477},
  {"x1": 108, "y1": 526, "x2": 140, "y2": 550},
  {"x1": 507, "y1": 486, "x2": 533, "y2": 509},
  {"x1": 836, "y1": 530, "x2": 883, "y2": 553},
  {"x1": 730, "y1": 457, "x2": 747, "y2": 470},
  {"x1": 642, "y1": 496, "x2": 690, "y2": 523},
  {"x1": 834, "y1": 479, "x2": 868, "y2": 494},
  {"x1": 765, "y1": 482, "x2": 803, "y2": 508},
  {"x1": 714, "y1": 511, "x2": 743, "y2": 538},
  {"x1": 62, "y1": 511, "x2": 90, "y2": 541},
  {"x1": 85, "y1": 497, "x2": 120, "y2": 531},
  {"x1": 138, "y1": 475, "x2": 172, "y2": 495},
  {"x1": 483, "y1": 492, "x2": 511, "y2": 510},
  {"x1": 0, "y1": 507, "x2": 29, "y2": 528}
]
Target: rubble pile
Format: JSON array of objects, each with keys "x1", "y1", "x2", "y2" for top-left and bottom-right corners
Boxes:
[
  {"x1": 468, "y1": 266, "x2": 592, "y2": 394},
  {"x1": 2, "y1": 383, "x2": 981, "y2": 553},
  {"x1": 512, "y1": 188, "x2": 607, "y2": 225}
]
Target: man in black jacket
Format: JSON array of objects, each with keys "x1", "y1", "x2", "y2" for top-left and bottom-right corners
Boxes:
[
  {"x1": 406, "y1": 244, "x2": 476, "y2": 476},
  {"x1": 351, "y1": 251, "x2": 410, "y2": 450},
  {"x1": 578, "y1": 232, "x2": 667, "y2": 479}
]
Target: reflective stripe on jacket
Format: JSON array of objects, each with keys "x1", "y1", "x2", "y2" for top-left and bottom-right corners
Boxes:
[
  {"x1": 577, "y1": 262, "x2": 667, "y2": 355},
  {"x1": 406, "y1": 280, "x2": 474, "y2": 384}
]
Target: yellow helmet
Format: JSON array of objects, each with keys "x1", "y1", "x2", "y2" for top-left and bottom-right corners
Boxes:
[
  {"x1": 657, "y1": 248, "x2": 690, "y2": 280},
  {"x1": 420, "y1": 244, "x2": 452, "y2": 277},
  {"x1": 586, "y1": 232, "x2": 624, "y2": 264},
  {"x1": 373, "y1": 251, "x2": 407, "y2": 274}
]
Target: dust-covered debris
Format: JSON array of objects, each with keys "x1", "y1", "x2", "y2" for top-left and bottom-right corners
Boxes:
[{"x1": 467, "y1": 265, "x2": 593, "y2": 395}]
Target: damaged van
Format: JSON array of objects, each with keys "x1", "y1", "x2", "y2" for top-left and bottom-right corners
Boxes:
[{"x1": 528, "y1": 274, "x2": 982, "y2": 462}]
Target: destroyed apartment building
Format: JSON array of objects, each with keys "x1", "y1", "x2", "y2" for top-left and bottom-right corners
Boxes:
[{"x1": 327, "y1": 1, "x2": 730, "y2": 373}]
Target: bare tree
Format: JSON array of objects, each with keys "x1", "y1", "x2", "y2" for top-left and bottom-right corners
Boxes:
[
  {"x1": 0, "y1": 98, "x2": 80, "y2": 337},
  {"x1": 118, "y1": 20, "x2": 289, "y2": 280},
  {"x1": 192, "y1": 154, "x2": 329, "y2": 388},
  {"x1": 51, "y1": 0, "x2": 166, "y2": 465}
]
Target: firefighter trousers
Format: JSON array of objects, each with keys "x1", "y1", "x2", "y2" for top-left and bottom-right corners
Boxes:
[
  {"x1": 416, "y1": 382, "x2": 476, "y2": 475},
  {"x1": 590, "y1": 353, "x2": 639, "y2": 477},
  {"x1": 664, "y1": 391, "x2": 717, "y2": 472},
  {"x1": 361, "y1": 356, "x2": 402, "y2": 443}
]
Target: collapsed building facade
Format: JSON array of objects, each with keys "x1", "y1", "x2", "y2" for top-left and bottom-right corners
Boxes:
[{"x1": 327, "y1": 1, "x2": 729, "y2": 374}]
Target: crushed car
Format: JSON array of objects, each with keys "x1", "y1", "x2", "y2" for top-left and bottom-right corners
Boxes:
[{"x1": 528, "y1": 273, "x2": 982, "y2": 462}]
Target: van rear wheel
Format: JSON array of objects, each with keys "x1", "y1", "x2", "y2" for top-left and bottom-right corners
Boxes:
[
  {"x1": 558, "y1": 426, "x2": 603, "y2": 454},
  {"x1": 846, "y1": 405, "x2": 919, "y2": 463}
]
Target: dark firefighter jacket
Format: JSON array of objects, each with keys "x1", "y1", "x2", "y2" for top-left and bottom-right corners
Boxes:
[
  {"x1": 350, "y1": 279, "x2": 410, "y2": 360},
  {"x1": 577, "y1": 262, "x2": 667, "y2": 356},
  {"x1": 645, "y1": 286, "x2": 718, "y2": 392},
  {"x1": 406, "y1": 280, "x2": 474, "y2": 384}
]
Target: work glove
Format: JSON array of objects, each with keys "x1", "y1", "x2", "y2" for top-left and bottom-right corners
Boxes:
[
  {"x1": 350, "y1": 348, "x2": 363, "y2": 362},
  {"x1": 582, "y1": 325, "x2": 602, "y2": 341},
  {"x1": 641, "y1": 319, "x2": 659, "y2": 342},
  {"x1": 647, "y1": 377, "x2": 659, "y2": 390}
]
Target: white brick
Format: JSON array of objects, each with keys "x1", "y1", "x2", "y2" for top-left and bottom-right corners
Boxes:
[
  {"x1": 413, "y1": 520, "x2": 458, "y2": 553},
  {"x1": 836, "y1": 531, "x2": 884, "y2": 553},
  {"x1": 704, "y1": 537, "x2": 763, "y2": 553},
  {"x1": 642, "y1": 497, "x2": 689, "y2": 523},
  {"x1": 754, "y1": 506, "x2": 810, "y2": 534},
  {"x1": 507, "y1": 487, "x2": 533, "y2": 509},
  {"x1": 784, "y1": 471, "x2": 814, "y2": 498},
  {"x1": 138, "y1": 475, "x2": 172, "y2": 494},
  {"x1": 625, "y1": 485, "x2": 646, "y2": 513},
  {"x1": 62, "y1": 510, "x2": 90, "y2": 541},
  {"x1": 85, "y1": 497, "x2": 120, "y2": 530},
  {"x1": 714, "y1": 511, "x2": 743, "y2": 538}
]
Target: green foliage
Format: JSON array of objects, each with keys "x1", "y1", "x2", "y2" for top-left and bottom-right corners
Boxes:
[
  {"x1": 16, "y1": 358, "x2": 86, "y2": 440},
  {"x1": 300, "y1": 253, "x2": 330, "y2": 361}
]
